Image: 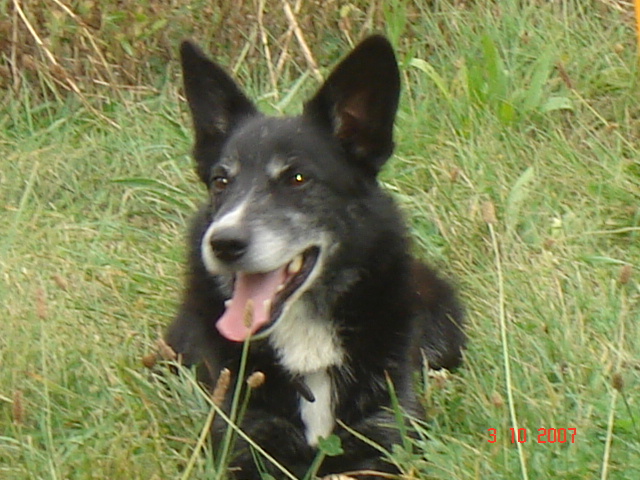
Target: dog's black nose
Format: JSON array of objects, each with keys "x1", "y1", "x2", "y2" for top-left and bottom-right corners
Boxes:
[{"x1": 209, "y1": 228, "x2": 249, "y2": 263}]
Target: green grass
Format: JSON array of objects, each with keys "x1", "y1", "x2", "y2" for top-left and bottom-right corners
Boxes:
[{"x1": 1, "y1": 1, "x2": 639, "y2": 479}]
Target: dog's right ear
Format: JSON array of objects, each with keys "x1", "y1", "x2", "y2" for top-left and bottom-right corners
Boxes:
[
  {"x1": 303, "y1": 35, "x2": 400, "y2": 177},
  {"x1": 180, "y1": 41, "x2": 258, "y2": 184}
]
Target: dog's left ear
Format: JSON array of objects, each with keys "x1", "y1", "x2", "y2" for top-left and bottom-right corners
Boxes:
[
  {"x1": 180, "y1": 41, "x2": 258, "y2": 184},
  {"x1": 304, "y1": 35, "x2": 400, "y2": 176}
]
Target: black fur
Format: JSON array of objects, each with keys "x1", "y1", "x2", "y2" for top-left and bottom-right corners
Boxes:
[{"x1": 165, "y1": 35, "x2": 465, "y2": 479}]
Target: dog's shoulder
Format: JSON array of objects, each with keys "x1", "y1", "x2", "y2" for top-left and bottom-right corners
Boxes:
[{"x1": 409, "y1": 260, "x2": 465, "y2": 370}]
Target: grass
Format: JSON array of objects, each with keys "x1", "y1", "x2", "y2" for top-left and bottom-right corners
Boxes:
[{"x1": 1, "y1": 1, "x2": 639, "y2": 479}]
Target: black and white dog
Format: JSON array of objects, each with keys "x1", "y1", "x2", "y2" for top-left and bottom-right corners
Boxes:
[{"x1": 165, "y1": 35, "x2": 464, "y2": 479}]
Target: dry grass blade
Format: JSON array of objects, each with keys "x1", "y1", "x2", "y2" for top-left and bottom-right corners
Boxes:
[
  {"x1": 180, "y1": 388, "x2": 222, "y2": 480},
  {"x1": 12, "y1": 0, "x2": 121, "y2": 128},
  {"x1": 258, "y1": 0, "x2": 278, "y2": 97},
  {"x1": 12, "y1": 0, "x2": 55, "y2": 64},
  {"x1": 9, "y1": 0, "x2": 19, "y2": 89},
  {"x1": 275, "y1": 0, "x2": 302, "y2": 77},
  {"x1": 156, "y1": 338, "x2": 177, "y2": 361},
  {"x1": 324, "y1": 470, "x2": 396, "y2": 479},
  {"x1": 600, "y1": 388, "x2": 617, "y2": 480},
  {"x1": 486, "y1": 217, "x2": 529, "y2": 480},
  {"x1": 282, "y1": 0, "x2": 322, "y2": 81},
  {"x1": 49, "y1": 0, "x2": 125, "y2": 104}
]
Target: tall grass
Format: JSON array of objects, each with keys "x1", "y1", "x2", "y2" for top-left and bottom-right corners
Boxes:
[{"x1": 1, "y1": 1, "x2": 639, "y2": 479}]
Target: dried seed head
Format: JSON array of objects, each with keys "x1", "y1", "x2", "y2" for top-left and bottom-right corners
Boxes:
[
  {"x1": 52, "y1": 274, "x2": 68, "y2": 291},
  {"x1": 142, "y1": 353, "x2": 158, "y2": 369},
  {"x1": 618, "y1": 265, "x2": 632, "y2": 285},
  {"x1": 612, "y1": 372, "x2": 624, "y2": 392},
  {"x1": 243, "y1": 299, "x2": 255, "y2": 329},
  {"x1": 22, "y1": 54, "x2": 37, "y2": 72},
  {"x1": 12, "y1": 390, "x2": 24, "y2": 425},
  {"x1": 558, "y1": 362, "x2": 569, "y2": 375},
  {"x1": 156, "y1": 338, "x2": 177, "y2": 361},
  {"x1": 428, "y1": 369, "x2": 450, "y2": 389},
  {"x1": 246, "y1": 371, "x2": 266, "y2": 389},
  {"x1": 50, "y1": 64, "x2": 67, "y2": 81},
  {"x1": 212, "y1": 368, "x2": 232, "y2": 407},
  {"x1": 36, "y1": 288, "x2": 47, "y2": 320},
  {"x1": 555, "y1": 61, "x2": 573, "y2": 89},
  {"x1": 482, "y1": 201, "x2": 497, "y2": 225},
  {"x1": 491, "y1": 391, "x2": 504, "y2": 408}
]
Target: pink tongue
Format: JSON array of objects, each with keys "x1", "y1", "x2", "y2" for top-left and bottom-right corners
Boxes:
[{"x1": 216, "y1": 268, "x2": 287, "y2": 342}]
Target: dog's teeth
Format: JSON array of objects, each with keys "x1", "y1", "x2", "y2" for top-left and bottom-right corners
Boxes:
[
  {"x1": 276, "y1": 284, "x2": 285, "y2": 293},
  {"x1": 288, "y1": 255, "x2": 303, "y2": 275},
  {"x1": 224, "y1": 300, "x2": 232, "y2": 308}
]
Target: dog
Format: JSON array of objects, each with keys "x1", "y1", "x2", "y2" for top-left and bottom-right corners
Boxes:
[{"x1": 165, "y1": 35, "x2": 465, "y2": 479}]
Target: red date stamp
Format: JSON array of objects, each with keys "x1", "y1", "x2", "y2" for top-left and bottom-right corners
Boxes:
[{"x1": 488, "y1": 428, "x2": 577, "y2": 443}]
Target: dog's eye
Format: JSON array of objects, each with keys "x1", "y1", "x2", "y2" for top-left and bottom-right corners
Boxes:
[
  {"x1": 212, "y1": 176, "x2": 230, "y2": 191},
  {"x1": 289, "y1": 172, "x2": 308, "y2": 187}
]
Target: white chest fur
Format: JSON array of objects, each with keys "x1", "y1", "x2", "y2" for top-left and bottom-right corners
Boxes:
[
  {"x1": 268, "y1": 299, "x2": 343, "y2": 445},
  {"x1": 300, "y1": 370, "x2": 334, "y2": 446},
  {"x1": 268, "y1": 300, "x2": 344, "y2": 374}
]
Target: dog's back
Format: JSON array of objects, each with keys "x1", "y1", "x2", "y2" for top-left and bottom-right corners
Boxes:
[{"x1": 165, "y1": 35, "x2": 464, "y2": 479}]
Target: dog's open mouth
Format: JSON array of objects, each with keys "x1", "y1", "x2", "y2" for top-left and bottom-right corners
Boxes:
[{"x1": 215, "y1": 246, "x2": 320, "y2": 342}]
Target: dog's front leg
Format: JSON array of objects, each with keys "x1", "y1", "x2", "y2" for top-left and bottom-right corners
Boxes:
[
  {"x1": 318, "y1": 410, "x2": 404, "y2": 480},
  {"x1": 216, "y1": 411, "x2": 314, "y2": 480}
]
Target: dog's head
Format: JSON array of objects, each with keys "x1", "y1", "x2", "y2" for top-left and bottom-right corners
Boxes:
[{"x1": 180, "y1": 36, "x2": 400, "y2": 342}]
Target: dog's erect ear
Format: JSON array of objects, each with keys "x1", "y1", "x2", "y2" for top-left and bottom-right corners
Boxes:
[
  {"x1": 180, "y1": 41, "x2": 258, "y2": 184},
  {"x1": 304, "y1": 35, "x2": 400, "y2": 176}
]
